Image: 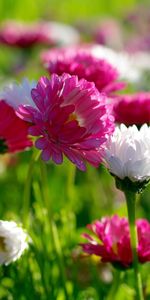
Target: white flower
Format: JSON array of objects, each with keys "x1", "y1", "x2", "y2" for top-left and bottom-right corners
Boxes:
[
  {"x1": 91, "y1": 44, "x2": 143, "y2": 83},
  {"x1": 0, "y1": 220, "x2": 29, "y2": 265},
  {"x1": 103, "y1": 124, "x2": 150, "y2": 182},
  {"x1": 44, "y1": 21, "x2": 80, "y2": 45},
  {"x1": 0, "y1": 78, "x2": 36, "y2": 109}
]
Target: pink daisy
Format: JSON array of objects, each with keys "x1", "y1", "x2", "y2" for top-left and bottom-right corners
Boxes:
[
  {"x1": 81, "y1": 215, "x2": 150, "y2": 268},
  {"x1": 14, "y1": 73, "x2": 114, "y2": 170},
  {"x1": 0, "y1": 100, "x2": 32, "y2": 154},
  {"x1": 0, "y1": 21, "x2": 50, "y2": 48},
  {"x1": 0, "y1": 21, "x2": 80, "y2": 48},
  {"x1": 113, "y1": 92, "x2": 150, "y2": 126},
  {"x1": 41, "y1": 46, "x2": 124, "y2": 95}
]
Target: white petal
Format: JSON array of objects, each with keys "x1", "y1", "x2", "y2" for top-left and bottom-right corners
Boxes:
[
  {"x1": 104, "y1": 124, "x2": 150, "y2": 182},
  {"x1": 0, "y1": 78, "x2": 36, "y2": 109}
]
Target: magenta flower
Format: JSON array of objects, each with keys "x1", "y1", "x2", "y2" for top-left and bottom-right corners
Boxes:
[
  {"x1": 0, "y1": 100, "x2": 32, "y2": 154},
  {"x1": 41, "y1": 46, "x2": 124, "y2": 95},
  {"x1": 0, "y1": 21, "x2": 80, "y2": 48},
  {"x1": 81, "y1": 215, "x2": 150, "y2": 268},
  {"x1": 0, "y1": 21, "x2": 50, "y2": 48},
  {"x1": 15, "y1": 74, "x2": 114, "y2": 170},
  {"x1": 113, "y1": 92, "x2": 150, "y2": 126}
]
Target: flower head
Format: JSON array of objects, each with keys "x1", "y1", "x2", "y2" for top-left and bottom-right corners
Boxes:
[
  {"x1": 91, "y1": 44, "x2": 144, "y2": 83},
  {"x1": 40, "y1": 21, "x2": 80, "y2": 46},
  {"x1": 8, "y1": 74, "x2": 114, "y2": 170},
  {"x1": 103, "y1": 124, "x2": 150, "y2": 182},
  {"x1": 94, "y1": 18, "x2": 123, "y2": 49},
  {"x1": 41, "y1": 46, "x2": 124, "y2": 95},
  {"x1": 113, "y1": 92, "x2": 150, "y2": 126},
  {"x1": 0, "y1": 21, "x2": 80, "y2": 48},
  {"x1": 0, "y1": 100, "x2": 32, "y2": 154},
  {"x1": 0, "y1": 78, "x2": 36, "y2": 109},
  {"x1": 0, "y1": 220, "x2": 28, "y2": 265},
  {"x1": 0, "y1": 21, "x2": 49, "y2": 48},
  {"x1": 81, "y1": 215, "x2": 150, "y2": 268}
]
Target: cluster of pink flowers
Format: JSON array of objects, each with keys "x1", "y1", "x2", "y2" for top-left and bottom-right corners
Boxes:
[
  {"x1": 14, "y1": 74, "x2": 114, "y2": 170},
  {"x1": 41, "y1": 46, "x2": 124, "y2": 95},
  {"x1": 113, "y1": 92, "x2": 150, "y2": 125},
  {"x1": 81, "y1": 215, "x2": 150, "y2": 268},
  {"x1": 0, "y1": 100, "x2": 32, "y2": 153}
]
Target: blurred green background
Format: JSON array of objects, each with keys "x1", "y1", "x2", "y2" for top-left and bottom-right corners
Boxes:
[{"x1": 0, "y1": 0, "x2": 148, "y2": 22}]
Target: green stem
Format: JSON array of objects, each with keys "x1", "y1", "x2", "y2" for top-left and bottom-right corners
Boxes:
[
  {"x1": 40, "y1": 160, "x2": 70, "y2": 300},
  {"x1": 51, "y1": 221, "x2": 70, "y2": 300},
  {"x1": 66, "y1": 162, "x2": 76, "y2": 208},
  {"x1": 30, "y1": 244, "x2": 50, "y2": 300},
  {"x1": 22, "y1": 151, "x2": 40, "y2": 228},
  {"x1": 106, "y1": 270, "x2": 123, "y2": 300},
  {"x1": 124, "y1": 191, "x2": 144, "y2": 300}
]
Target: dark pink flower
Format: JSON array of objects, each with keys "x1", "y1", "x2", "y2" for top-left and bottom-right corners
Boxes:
[
  {"x1": 0, "y1": 21, "x2": 50, "y2": 48},
  {"x1": 0, "y1": 101, "x2": 32, "y2": 154},
  {"x1": 41, "y1": 46, "x2": 124, "y2": 95},
  {"x1": 15, "y1": 74, "x2": 114, "y2": 170},
  {"x1": 113, "y1": 92, "x2": 150, "y2": 126},
  {"x1": 81, "y1": 215, "x2": 150, "y2": 268},
  {"x1": 0, "y1": 21, "x2": 80, "y2": 48}
]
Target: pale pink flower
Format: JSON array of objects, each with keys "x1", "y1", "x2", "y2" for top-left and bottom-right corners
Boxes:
[
  {"x1": 126, "y1": 35, "x2": 150, "y2": 53},
  {"x1": 94, "y1": 18, "x2": 123, "y2": 50},
  {"x1": 15, "y1": 74, "x2": 114, "y2": 170},
  {"x1": 81, "y1": 215, "x2": 150, "y2": 268},
  {"x1": 0, "y1": 100, "x2": 32, "y2": 154},
  {"x1": 41, "y1": 46, "x2": 124, "y2": 95},
  {"x1": 113, "y1": 92, "x2": 150, "y2": 125}
]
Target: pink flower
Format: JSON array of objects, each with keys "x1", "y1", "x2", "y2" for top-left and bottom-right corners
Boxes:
[
  {"x1": 94, "y1": 19, "x2": 123, "y2": 50},
  {"x1": 0, "y1": 21, "x2": 50, "y2": 48},
  {"x1": 0, "y1": 101, "x2": 32, "y2": 153},
  {"x1": 113, "y1": 92, "x2": 150, "y2": 125},
  {"x1": 0, "y1": 21, "x2": 80, "y2": 48},
  {"x1": 15, "y1": 74, "x2": 114, "y2": 170},
  {"x1": 126, "y1": 35, "x2": 150, "y2": 53},
  {"x1": 41, "y1": 46, "x2": 124, "y2": 95},
  {"x1": 81, "y1": 215, "x2": 150, "y2": 268}
]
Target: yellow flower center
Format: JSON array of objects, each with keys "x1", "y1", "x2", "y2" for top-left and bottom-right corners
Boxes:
[
  {"x1": 112, "y1": 242, "x2": 118, "y2": 255},
  {"x1": 68, "y1": 113, "x2": 78, "y2": 122}
]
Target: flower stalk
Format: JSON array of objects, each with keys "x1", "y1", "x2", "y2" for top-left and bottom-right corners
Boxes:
[
  {"x1": 106, "y1": 270, "x2": 123, "y2": 300},
  {"x1": 124, "y1": 190, "x2": 144, "y2": 300},
  {"x1": 22, "y1": 150, "x2": 40, "y2": 228},
  {"x1": 40, "y1": 160, "x2": 70, "y2": 300}
]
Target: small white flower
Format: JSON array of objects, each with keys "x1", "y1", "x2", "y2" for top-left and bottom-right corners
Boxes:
[
  {"x1": 103, "y1": 124, "x2": 150, "y2": 182},
  {"x1": 45, "y1": 21, "x2": 80, "y2": 45},
  {"x1": 0, "y1": 78, "x2": 36, "y2": 109},
  {"x1": 0, "y1": 220, "x2": 29, "y2": 265}
]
